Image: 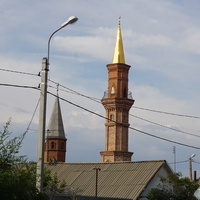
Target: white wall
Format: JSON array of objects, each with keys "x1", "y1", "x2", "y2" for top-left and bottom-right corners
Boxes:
[{"x1": 138, "y1": 165, "x2": 171, "y2": 200}]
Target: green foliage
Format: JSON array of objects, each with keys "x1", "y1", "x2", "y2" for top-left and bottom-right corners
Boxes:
[
  {"x1": 44, "y1": 171, "x2": 66, "y2": 194},
  {"x1": 0, "y1": 120, "x2": 26, "y2": 168},
  {"x1": 0, "y1": 121, "x2": 66, "y2": 200},
  {"x1": 147, "y1": 173, "x2": 199, "y2": 200},
  {"x1": 0, "y1": 163, "x2": 48, "y2": 200}
]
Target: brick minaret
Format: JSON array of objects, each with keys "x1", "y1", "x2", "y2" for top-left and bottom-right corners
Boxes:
[
  {"x1": 44, "y1": 95, "x2": 66, "y2": 163},
  {"x1": 100, "y1": 21, "x2": 134, "y2": 162}
]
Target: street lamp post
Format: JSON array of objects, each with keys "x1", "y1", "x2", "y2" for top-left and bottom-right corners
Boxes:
[
  {"x1": 189, "y1": 153, "x2": 195, "y2": 181},
  {"x1": 36, "y1": 57, "x2": 48, "y2": 192},
  {"x1": 36, "y1": 16, "x2": 78, "y2": 192}
]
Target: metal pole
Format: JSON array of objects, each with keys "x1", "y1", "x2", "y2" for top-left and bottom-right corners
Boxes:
[
  {"x1": 189, "y1": 157, "x2": 193, "y2": 181},
  {"x1": 95, "y1": 169, "x2": 98, "y2": 197},
  {"x1": 94, "y1": 167, "x2": 101, "y2": 197},
  {"x1": 35, "y1": 16, "x2": 78, "y2": 192},
  {"x1": 173, "y1": 146, "x2": 176, "y2": 173},
  {"x1": 36, "y1": 57, "x2": 49, "y2": 192}
]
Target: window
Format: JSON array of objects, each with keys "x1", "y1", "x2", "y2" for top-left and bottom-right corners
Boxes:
[
  {"x1": 111, "y1": 86, "x2": 115, "y2": 94},
  {"x1": 110, "y1": 114, "x2": 114, "y2": 121},
  {"x1": 51, "y1": 142, "x2": 55, "y2": 149}
]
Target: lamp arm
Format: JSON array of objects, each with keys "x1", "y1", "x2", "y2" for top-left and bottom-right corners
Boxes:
[{"x1": 47, "y1": 26, "x2": 65, "y2": 64}]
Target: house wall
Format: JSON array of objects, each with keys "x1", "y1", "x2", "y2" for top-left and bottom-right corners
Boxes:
[{"x1": 138, "y1": 166, "x2": 171, "y2": 200}]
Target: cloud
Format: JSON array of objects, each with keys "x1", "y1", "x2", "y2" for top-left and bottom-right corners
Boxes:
[
  {"x1": 53, "y1": 35, "x2": 113, "y2": 62},
  {"x1": 67, "y1": 110, "x2": 104, "y2": 130},
  {"x1": 0, "y1": 0, "x2": 200, "y2": 177},
  {"x1": 131, "y1": 33, "x2": 173, "y2": 47},
  {"x1": 183, "y1": 28, "x2": 200, "y2": 54}
]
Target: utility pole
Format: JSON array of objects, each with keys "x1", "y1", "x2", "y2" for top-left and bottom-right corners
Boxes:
[
  {"x1": 36, "y1": 16, "x2": 78, "y2": 192},
  {"x1": 36, "y1": 58, "x2": 48, "y2": 192}
]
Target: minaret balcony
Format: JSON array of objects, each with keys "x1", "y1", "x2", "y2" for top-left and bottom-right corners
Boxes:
[{"x1": 102, "y1": 90, "x2": 133, "y2": 99}]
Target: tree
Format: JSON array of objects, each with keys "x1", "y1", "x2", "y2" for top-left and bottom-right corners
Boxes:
[
  {"x1": 147, "y1": 173, "x2": 199, "y2": 200},
  {"x1": 0, "y1": 120, "x2": 66, "y2": 200},
  {"x1": 0, "y1": 120, "x2": 26, "y2": 169}
]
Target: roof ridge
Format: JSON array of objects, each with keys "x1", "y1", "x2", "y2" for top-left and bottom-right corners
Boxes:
[{"x1": 47, "y1": 160, "x2": 166, "y2": 165}]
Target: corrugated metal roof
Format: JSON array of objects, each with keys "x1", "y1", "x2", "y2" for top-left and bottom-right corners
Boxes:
[{"x1": 46, "y1": 160, "x2": 171, "y2": 200}]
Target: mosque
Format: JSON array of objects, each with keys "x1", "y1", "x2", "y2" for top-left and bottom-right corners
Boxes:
[{"x1": 44, "y1": 21, "x2": 172, "y2": 200}]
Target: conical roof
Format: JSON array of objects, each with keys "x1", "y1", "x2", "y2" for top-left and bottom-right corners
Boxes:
[
  {"x1": 112, "y1": 20, "x2": 125, "y2": 64},
  {"x1": 46, "y1": 95, "x2": 66, "y2": 139}
]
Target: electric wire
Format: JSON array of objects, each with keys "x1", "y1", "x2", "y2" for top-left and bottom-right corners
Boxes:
[
  {"x1": 1, "y1": 81, "x2": 199, "y2": 140},
  {"x1": 48, "y1": 80, "x2": 200, "y2": 138},
  {"x1": 0, "y1": 68, "x2": 39, "y2": 77},
  {"x1": 129, "y1": 126, "x2": 200, "y2": 150},
  {"x1": 0, "y1": 83, "x2": 40, "y2": 133},
  {"x1": 132, "y1": 106, "x2": 200, "y2": 119},
  {"x1": 1, "y1": 81, "x2": 200, "y2": 149},
  {"x1": 0, "y1": 83, "x2": 39, "y2": 90},
  {"x1": 48, "y1": 84, "x2": 79, "y2": 95},
  {"x1": 168, "y1": 160, "x2": 188, "y2": 165},
  {"x1": 130, "y1": 114, "x2": 200, "y2": 138},
  {"x1": 48, "y1": 78, "x2": 100, "y2": 103},
  {"x1": 48, "y1": 79, "x2": 200, "y2": 119},
  {"x1": 1, "y1": 67, "x2": 199, "y2": 119},
  {"x1": 47, "y1": 91, "x2": 200, "y2": 150},
  {"x1": 193, "y1": 160, "x2": 200, "y2": 165},
  {"x1": 26, "y1": 98, "x2": 40, "y2": 132},
  {"x1": 2, "y1": 68, "x2": 200, "y2": 153}
]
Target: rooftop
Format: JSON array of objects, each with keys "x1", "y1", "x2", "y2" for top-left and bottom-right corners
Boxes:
[{"x1": 46, "y1": 160, "x2": 171, "y2": 199}]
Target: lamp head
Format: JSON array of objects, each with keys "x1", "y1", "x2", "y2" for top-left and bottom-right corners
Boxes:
[
  {"x1": 61, "y1": 16, "x2": 78, "y2": 28},
  {"x1": 191, "y1": 153, "x2": 196, "y2": 158}
]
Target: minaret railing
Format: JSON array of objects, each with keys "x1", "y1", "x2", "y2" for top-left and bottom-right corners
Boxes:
[{"x1": 102, "y1": 90, "x2": 133, "y2": 99}]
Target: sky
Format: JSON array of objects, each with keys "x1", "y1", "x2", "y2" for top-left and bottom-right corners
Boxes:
[{"x1": 0, "y1": 0, "x2": 200, "y2": 178}]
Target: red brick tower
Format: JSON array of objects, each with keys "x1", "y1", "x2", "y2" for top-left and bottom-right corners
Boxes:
[
  {"x1": 44, "y1": 95, "x2": 66, "y2": 163},
  {"x1": 100, "y1": 21, "x2": 134, "y2": 162}
]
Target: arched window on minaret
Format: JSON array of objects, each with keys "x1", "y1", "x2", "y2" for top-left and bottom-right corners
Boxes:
[
  {"x1": 110, "y1": 114, "x2": 114, "y2": 121},
  {"x1": 111, "y1": 86, "x2": 115, "y2": 94},
  {"x1": 51, "y1": 141, "x2": 55, "y2": 149}
]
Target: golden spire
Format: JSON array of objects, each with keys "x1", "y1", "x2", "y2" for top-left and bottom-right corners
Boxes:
[{"x1": 112, "y1": 18, "x2": 125, "y2": 64}]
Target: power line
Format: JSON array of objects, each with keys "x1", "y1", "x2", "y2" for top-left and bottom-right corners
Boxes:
[
  {"x1": 48, "y1": 79, "x2": 200, "y2": 119},
  {"x1": 1, "y1": 78, "x2": 199, "y2": 141},
  {"x1": 0, "y1": 68, "x2": 39, "y2": 76},
  {"x1": 1, "y1": 81, "x2": 200, "y2": 149},
  {"x1": 130, "y1": 114, "x2": 200, "y2": 138},
  {"x1": 1, "y1": 81, "x2": 199, "y2": 140},
  {"x1": 47, "y1": 91, "x2": 200, "y2": 150},
  {"x1": 0, "y1": 68, "x2": 199, "y2": 119},
  {"x1": 132, "y1": 106, "x2": 200, "y2": 119},
  {"x1": 168, "y1": 160, "x2": 188, "y2": 165},
  {"x1": 26, "y1": 98, "x2": 40, "y2": 132},
  {"x1": 0, "y1": 83, "x2": 39, "y2": 90},
  {"x1": 129, "y1": 126, "x2": 200, "y2": 150},
  {"x1": 193, "y1": 160, "x2": 200, "y2": 165},
  {"x1": 48, "y1": 79, "x2": 100, "y2": 103},
  {"x1": 0, "y1": 83, "x2": 40, "y2": 133},
  {"x1": 48, "y1": 84, "x2": 83, "y2": 96},
  {"x1": 48, "y1": 80, "x2": 200, "y2": 139}
]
